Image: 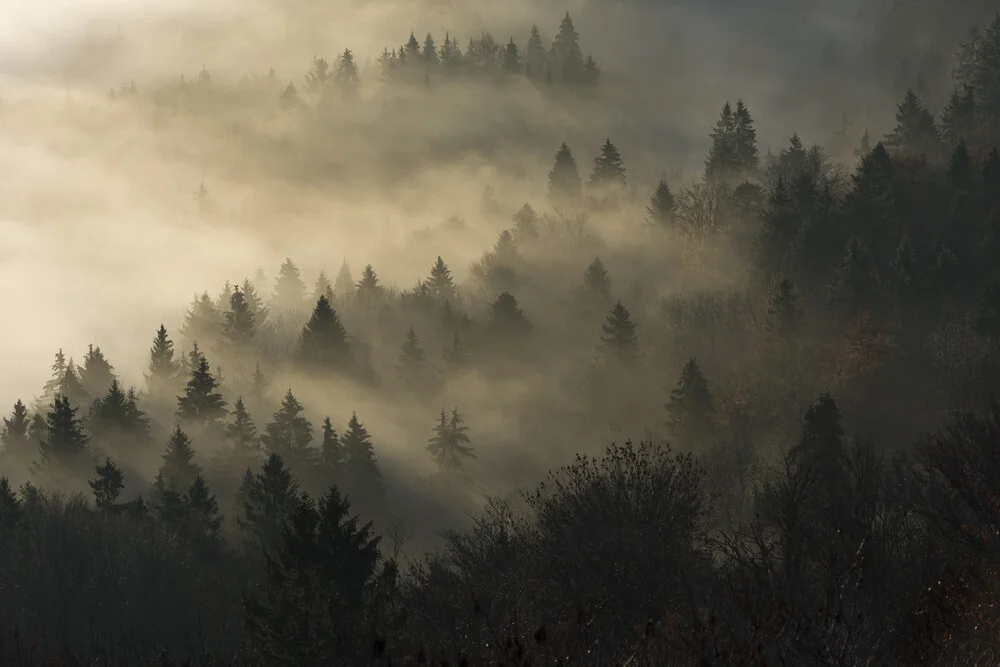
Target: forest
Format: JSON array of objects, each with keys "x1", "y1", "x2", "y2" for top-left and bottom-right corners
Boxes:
[{"x1": 4, "y1": 1, "x2": 1000, "y2": 665}]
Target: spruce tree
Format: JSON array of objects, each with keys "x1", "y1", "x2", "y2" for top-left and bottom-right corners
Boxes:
[
  {"x1": 40, "y1": 349, "x2": 67, "y2": 407},
  {"x1": 299, "y1": 295, "x2": 351, "y2": 371},
  {"x1": 487, "y1": 292, "x2": 532, "y2": 340},
  {"x1": 226, "y1": 397, "x2": 261, "y2": 468},
  {"x1": 427, "y1": 256, "x2": 456, "y2": 302},
  {"x1": 422, "y1": 33, "x2": 439, "y2": 66},
  {"x1": 548, "y1": 143, "x2": 582, "y2": 203},
  {"x1": 665, "y1": 359, "x2": 715, "y2": 444},
  {"x1": 598, "y1": 301, "x2": 639, "y2": 363},
  {"x1": 334, "y1": 49, "x2": 360, "y2": 98},
  {"x1": 940, "y1": 87, "x2": 977, "y2": 145},
  {"x1": 304, "y1": 56, "x2": 331, "y2": 95},
  {"x1": 503, "y1": 38, "x2": 521, "y2": 73},
  {"x1": 583, "y1": 55, "x2": 599, "y2": 84},
  {"x1": 647, "y1": 180, "x2": 676, "y2": 227},
  {"x1": 512, "y1": 203, "x2": 539, "y2": 240},
  {"x1": 90, "y1": 457, "x2": 125, "y2": 508},
  {"x1": 443, "y1": 333, "x2": 469, "y2": 367},
  {"x1": 250, "y1": 362, "x2": 270, "y2": 405},
  {"x1": 589, "y1": 138, "x2": 627, "y2": 189},
  {"x1": 1, "y1": 399, "x2": 30, "y2": 458},
  {"x1": 238, "y1": 453, "x2": 300, "y2": 557},
  {"x1": 733, "y1": 99, "x2": 759, "y2": 177},
  {"x1": 341, "y1": 413, "x2": 385, "y2": 516},
  {"x1": 550, "y1": 12, "x2": 584, "y2": 82},
  {"x1": 146, "y1": 325, "x2": 178, "y2": 393},
  {"x1": 81, "y1": 345, "x2": 116, "y2": 398},
  {"x1": 427, "y1": 408, "x2": 475, "y2": 474},
  {"x1": 159, "y1": 426, "x2": 201, "y2": 493},
  {"x1": 59, "y1": 360, "x2": 89, "y2": 408},
  {"x1": 884, "y1": 89, "x2": 939, "y2": 157},
  {"x1": 224, "y1": 286, "x2": 257, "y2": 348},
  {"x1": 788, "y1": 394, "x2": 848, "y2": 500},
  {"x1": 583, "y1": 257, "x2": 612, "y2": 304},
  {"x1": 320, "y1": 417, "x2": 345, "y2": 471},
  {"x1": 176, "y1": 352, "x2": 228, "y2": 429},
  {"x1": 705, "y1": 102, "x2": 738, "y2": 185},
  {"x1": 272, "y1": 258, "x2": 307, "y2": 312},
  {"x1": 261, "y1": 390, "x2": 315, "y2": 471},
  {"x1": 89, "y1": 378, "x2": 151, "y2": 448},
  {"x1": 397, "y1": 327, "x2": 425, "y2": 373},
  {"x1": 185, "y1": 474, "x2": 223, "y2": 545},
  {"x1": 242, "y1": 278, "x2": 269, "y2": 328},
  {"x1": 766, "y1": 278, "x2": 802, "y2": 338},
  {"x1": 948, "y1": 140, "x2": 973, "y2": 186},
  {"x1": 525, "y1": 24, "x2": 546, "y2": 80},
  {"x1": 334, "y1": 261, "x2": 354, "y2": 300},
  {"x1": 180, "y1": 292, "x2": 220, "y2": 346},
  {"x1": 356, "y1": 264, "x2": 383, "y2": 305},
  {"x1": 279, "y1": 82, "x2": 301, "y2": 109},
  {"x1": 39, "y1": 395, "x2": 89, "y2": 469},
  {"x1": 313, "y1": 271, "x2": 334, "y2": 304}
]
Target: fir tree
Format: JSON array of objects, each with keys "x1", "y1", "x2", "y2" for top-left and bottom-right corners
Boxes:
[
  {"x1": 180, "y1": 292, "x2": 220, "y2": 346},
  {"x1": 487, "y1": 292, "x2": 532, "y2": 340},
  {"x1": 279, "y1": 82, "x2": 301, "y2": 109},
  {"x1": 733, "y1": 99, "x2": 759, "y2": 177},
  {"x1": 250, "y1": 362, "x2": 270, "y2": 405},
  {"x1": 226, "y1": 397, "x2": 261, "y2": 467},
  {"x1": 39, "y1": 395, "x2": 89, "y2": 469},
  {"x1": 405, "y1": 32, "x2": 422, "y2": 62},
  {"x1": 583, "y1": 257, "x2": 612, "y2": 304},
  {"x1": 145, "y1": 325, "x2": 178, "y2": 392},
  {"x1": 503, "y1": 38, "x2": 521, "y2": 74},
  {"x1": 224, "y1": 285, "x2": 257, "y2": 348},
  {"x1": 334, "y1": 261, "x2": 354, "y2": 300},
  {"x1": 788, "y1": 394, "x2": 848, "y2": 500},
  {"x1": 440, "y1": 32, "x2": 462, "y2": 67},
  {"x1": 334, "y1": 49, "x2": 360, "y2": 98},
  {"x1": 427, "y1": 408, "x2": 475, "y2": 474},
  {"x1": 548, "y1": 143, "x2": 583, "y2": 203},
  {"x1": 884, "y1": 89, "x2": 939, "y2": 157},
  {"x1": 59, "y1": 360, "x2": 89, "y2": 408},
  {"x1": 341, "y1": 413, "x2": 385, "y2": 516},
  {"x1": 90, "y1": 457, "x2": 125, "y2": 508},
  {"x1": 705, "y1": 102, "x2": 738, "y2": 185},
  {"x1": 398, "y1": 327, "x2": 425, "y2": 368},
  {"x1": 512, "y1": 203, "x2": 539, "y2": 240},
  {"x1": 443, "y1": 333, "x2": 469, "y2": 367},
  {"x1": 89, "y1": 378, "x2": 151, "y2": 448},
  {"x1": 356, "y1": 264, "x2": 383, "y2": 305},
  {"x1": 827, "y1": 237, "x2": 878, "y2": 319},
  {"x1": 583, "y1": 55, "x2": 599, "y2": 84},
  {"x1": 525, "y1": 24, "x2": 546, "y2": 80},
  {"x1": 238, "y1": 452, "x2": 300, "y2": 557},
  {"x1": 855, "y1": 128, "x2": 872, "y2": 159},
  {"x1": 159, "y1": 426, "x2": 201, "y2": 493},
  {"x1": 940, "y1": 87, "x2": 977, "y2": 145},
  {"x1": 423, "y1": 33, "x2": 439, "y2": 66},
  {"x1": 299, "y1": 295, "x2": 351, "y2": 371},
  {"x1": 665, "y1": 359, "x2": 715, "y2": 444},
  {"x1": 1, "y1": 400, "x2": 31, "y2": 460},
  {"x1": 948, "y1": 139, "x2": 973, "y2": 186},
  {"x1": 427, "y1": 256, "x2": 456, "y2": 302},
  {"x1": 320, "y1": 417, "x2": 345, "y2": 471},
  {"x1": 647, "y1": 180, "x2": 676, "y2": 227},
  {"x1": 185, "y1": 474, "x2": 223, "y2": 545},
  {"x1": 261, "y1": 390, "x2": 315, "y2": 471},
  {"x1": 589, "y1": 138, "x2": 627, "y2": 189},
  {"x1": 40, "y1": 349, "x2": 67, "y2": 407},
  {"x1": 313, "y1": 271, "x2": 334, "y2": 304},
  {"x1": 598, "y1": 301, "x2": 639, "y2": 363},
  {"x1": 272, "y1": 258, "x2": 307, "y2": 312},
  {"x1": 81, "y1": 345, "x2": 115, "y2": 397},
  {"x1": 766, "y1": 278, "x2": 802, "y2": 338},
  {"x1": 550, "y1": 12, "x2": 584, "y2": 82},
  {"x1": 176, "y1": 352, "x2": 228, "y2": 429},
  {"x1": 304, "y1": 56, "x2": 331, "y2": 95}
]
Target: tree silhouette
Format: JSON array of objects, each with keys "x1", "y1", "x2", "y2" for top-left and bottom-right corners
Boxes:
[
  {"x1": 224, "y1": 286, "x2": 257, "y2": 348},
  {"x1": 38, "y1": 395, "x2": 89, "y2": 469},
  {"x1": 647, "y1": 180, "x2": 676, "y2": 226},
  {"x1": 548, "y1": 143, "x2": 582, "y2": 202},
  {"x1": 299, "y1": 295, "x2": 351, "y2": 371},
  {"x1": 261, "y1": 390, "x2": 315, "y2": 473},
  {"x1": 589, "y1": 138, "x2": 626, "y2": 189},
  {"x1": 427, "y1": 256, "x2": 456, "y2": 302},
  {"x1": 90, "y1": 457, "x2": 125, "y2": 508},
  {"x1": 665, "y1": 359, "x2": 715, "y2": 444},
  {"x1": 176, "y1": 352, "x2": 227, "y2": 429},
  {"x1": 427, "y1": 408, "x2": 475, "y2": 474},
  {"x1": 599, "y1": 301, "x2": 639, "y2": 364}
]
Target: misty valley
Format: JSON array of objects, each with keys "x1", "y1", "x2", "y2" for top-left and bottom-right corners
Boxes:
[{"x1": 4, "y1": 1, "x2": 1000, "y2": 665}]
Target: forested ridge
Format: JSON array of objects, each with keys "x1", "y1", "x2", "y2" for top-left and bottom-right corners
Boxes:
[{"x1": 5, "y1": 8, "x2": 1000, "y2": 667}]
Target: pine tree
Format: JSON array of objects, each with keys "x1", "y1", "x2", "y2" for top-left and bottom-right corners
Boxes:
[
  {"x1": 39, "y1": 395, "x2": 90, "y2": 469},
  {"x1": 224, "y1": 286, "x2": 257, "y2": 348},
  {"x1": 226, "y1": 397, "x2": 261, "y2": 467},
  {"x1": 665, "y1": 359, "x2": 715, "y2": 444},
  {"x1": 512, "y1": 203, "x2": 539, "y2": 240},
  {"x1": 180, "y1": 292, "x2": 220, "y2": 346},
  {"x1": 855, "y1": 129, "x2": 872, "y2": 158},
  {"x1": 502, "y1": 38, "x2": 521, "y2": 74},
  {"x1": 242, "y1": 278, "x2": 269, "y2": 328},
  {"x1": 341, "y1": 413, "x2": 385, "y2": 516},
  {"x1": 733, "y1": 99, "x2": 759, "y2": 177},
  {"x1": 176, "y1": 352, "x2": 228, "y2": 429},
  {"x1": 443, "y1": 333, "x2": 469, "y2": 367},
  {"x1": 261, "y1": 390, "x2": 315, "y2": 471},
  {"x1": 81, "y1": 345, "x2": 116, "y2": 397},
  {"x1": 525, "y1": 24, "x2": 546, "y2": 80},
  {"x1": 398, "y1": 327, "x2": 425, "y2": 368},
  {"x1": 334, "y1": 261, "x2": 354, "y2": 300},
  {"x1": 250, "y1": 362, "x2": 270, "y2": 406},
  {"x1": 766, "y1": 278, "x2": 802, "y2": 338},
  {"x1": 313, "y1": 271, "x2": 334, "y2": 304},
  {"x1": 304, "y1": 56, "x2": 331, "y2": 95},
  {"x1": 405, "y1": 32, "x2": 422, "y2": 62},
  {"x1": 646, "y1": 180, "x2": 676, "y2": 227},
  {"x1": 159, "y1": 426, "x2": 201, "y2": 492},
  {"x1": 705, "y1": 102, "x2": 738, "y2": 185},
  {"x1": 90, "y1": 457, "x2": 125, "y2": 508},
  {"x1": 440, "y1": 32, "x2": 462, "y2": 68},
  {"x1": 487, "y1": 292, "x2": 532, "y2": 340},
  {"x1": 583, "y1": 55, "x2": 599, "y2": 84},
  {"x1": 334, "y1": 49, "x2": 360, "y2": 98},
  {"x1": 423, "y1": 33, "x2": 439, "y2": 66},
  {"x1": 320, "y1": 417, "x2": 344, "y2": 471},
  {"x1": 356, "y1": 264, "x2": 383, "y2": 305},
  {"x1": 185, "y1": 474, "x2": 223, "y2": 545},
  {"x1": 947, "y1": 139, "x2": 973, "y2": 186},
  {"x1": 238, "y1": 453, "x2": 300, "y2": 557},
  {"x1": 279, "y1": 82, "x2": 301, "y2": 109},
  {"x1": 272, "y1": 258, "x2": 307, "y2": 312},
  {"x1": 146, "y1": 325, "x2": 178, "y2": 393},
  {"x1": 550, "y1": 12, "x2": 584, "y2": 82},
  {"x1": 40, "y1": 349, "x2": 67, "y2": 407},
  {"x1": 583, "y1": 257, "x2": 612, "y2": 304},
  {"x1": 589, "y1": 138, "x2": 627, "y2": 189},
  {"x1": 788, "y1": 394, "x2": 847, "y2": 499},
  {"x1": 884, "y1": 89, "x2": 939, "y2": 157},
  {"x1": 299, "y1": 295, "x2": 351, "y2": 371},
  {"x1": 940, "y1": 87, "x2": 977, "y2": 145},
  {"x1": 1, "y1": 400, "x2": 31, "y2": 460},
  {"x1": 548, "y1": 143, "x2": 582, "y2": 202},
  {"x1": 427, "y1": 408, "x2": 475, "y2": 474},
  {"x1": 598, "y1": 301, "x2": 639, "y2": 363},
  {"x1": 59, "y1": 360, "x2": 89, "y2": 408},
  {"x1": 427, "y1": 256, "x2": 456, "y2": 302},
  {"x1": 89, "y1": 378, "x2": 151, "y2": 448},
  {"x1": 27, "y1": 412, "x2": 46, "y2": 454}
]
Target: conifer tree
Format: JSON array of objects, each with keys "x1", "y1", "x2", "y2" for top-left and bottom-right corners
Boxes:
[
  {"x1": 525, "y1": 24, "x2": 546, "y2": 80},
  {"x1": 948, "y1": 140, "x2": 973, "y2": 186},
  {"x1": 665, "y1": 359, "x2": 715, "y2": 444},
  {"x1": 39, "y1": 395, "x2": 90, "y2": 469},
  {"x1": 180, "y1": 292, "x2": 220, "y2": 346},
  {"x1": 159, "y1": 426, "x2": 201, "y2": 493},
  {"x1": 304, "y1": 56, "x2": 331, "y2": 95},
  {"x1": 334, "y1": 261, "x2": 354, "y2": 300},
  {"x1": 940, "y1": 87, "x2": 977, "y2": 145},
  {"x1": 279, "y1": 82, "x2": 301, "y2": 109},
  {"x1": 503, "y1": 38, "x2": 521, "y2": 74},
  {"x1": 176, "y1": 352, "x2": 228, "y2": 429},
  {"x1": 766, "y1": 278, "x2": 802, "y2": 338},
  {"x1": 427, "y1": 256, "x2": 456, "y2": 301},
  {"x1": 250, "y1": 362, "x2": 270, "y2": 404},
  {"x1": 261, "y1": 390, "x2": 315, "y2": 471},
  {"x1": 89, "y1": 378, "x2": 151, "y2": 448},
  {"x1": 146, "y1": 325, "x2": 178, "y2": 393},
  {"x1": 589, "y1": 138, "x2": 627, "y2": 189},
  {"x1": 224, "y1": 286, "x2": 257, "y2": 348},
  {"x1": 226, "y1": 397, "x2": 261, "y2": 468},
  {"x1": 440, "y1": 32, "x2": 461, "y2": 68},
  {"x1": 423, "y1": 33, "x2": 439, "y2": 66},
  {"x1": 788, "y1": 394, "x2": 848, "y2": 501},
  {"x1": 405, "y1": 32, "x2": 422, "y2": 62},
  {"x1": 356, "y1": 264, "x2": 383, "y2": 305},
  {"x1": 598, "y1": 301, "x2": 639, "y2": 363},
  {"x1": 733, "y1": 99, "x2": 759, "y2": 177},
  {"x1": 185, "y1": 474, "x2": 223, "y2": 545},
  {"x1": 40, "y1": 349, "x2": 67, "y2": 407},
  {"x1": 647, "y1": 180, "x2": 676, "y2": 227},
  {"x1": 443, "y1": 333, "x2": 469, "y2": 367},
  {"x1": 583, "y1": 257, "x2": 612, "y2": 304},
  {"x1": 341, "y1": 413, "x2": 385, "y2": 515},
  {"x1": 320, "y1": 417, "x2": 345, "y2": 471},
  {"x1": 272, "y1": 258, "x2": 307, "y2": 312},
  {"x1": 397, "y1": 327, "x2": 425, "y2": 370},
  {"x1": 81, "y1": 345, "x2": 116, "y2": 398},
  {"x1": 27, "y1": 412, "x2": 46, "y2": 453},
  {"x1": 705, "y1": 102, "x2": 738, "y2": 185},
  {"x1": 583, "y1": 55, "x2": 599, "y2": 84},
  {"x1": 550, "y1": 12, "x2": 584, "y2": 82},
  {"x1": 90, "y1": 457, "x2": 125, "y2": 508},
  {"x1": 238, "y1": 453, "x2": 300, "y2": 557},
  {"x1": 855, "y1": 129, "x2": 872, "y2": 158},
  {"x1": 512, "y1": 203, "x2": 539, "y2": 240},
  {"x1": 548, "y1": 143, "x2": 583, "y2": 202},
  {"x1": 487, "y1": 292, "x2": 532, "y2": 340},
  {"x1": 57, "y1": 359, "x2": 89, "y2": 409},
  {"x1": 884, "y1": 89, "x2": 939, "y2": 157},
  {"x1": 242, "y1": 278, "x2": 269, "y2": 328},
  {"x1": 313, "y1": 271, "x2": 334, "y2": 304},
  {"x1": 1, "y1": 400, "x2": 30, "y2": 460},
  {"x1": 334, "y1": 49, "x2": 360, "y2": 98},
  {"x1": 427, "y1": 408, "x2": 475, "y2": 474},
  {"x1": 299, "y1": 295, "x2": 351, "y2": 371}
]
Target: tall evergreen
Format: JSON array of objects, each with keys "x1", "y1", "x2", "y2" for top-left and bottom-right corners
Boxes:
[
  {"x1": 334, "y1": 261, "x2": 354, "y2": 300},
  {"x1": 299, "y1": 295, "x2": 351, "y2": 371},
  {"x1": 398, "y1": 327, "x2": 425, "y2": 368},
  {"x1": 304, "y1": 56, "x2": 331, "y2": 95},
  {"x1": 940, "y1": 87, "x2": 977, "y2": 145},
  {"x1": 272, "y1": 258, "x2": 307, "y2": 312},
  {"x1": 158, "y1": 426, "x2": 201, "y2": 493},
  {"x1": 827, "y1": 237, "x2": 878, "y2": 320},
  {"x1": 180, "y1": 292, "x2": 220, "y2": 346},
  {"x1": 525, "y1": 24, "x2": 546, "y2": 80},
  {"x1": 705, "y1": 102, "x2": 738, "y2": 185},
  {"x1": 176, "y1": 352, "x2": 228, "y2": 429},
  {"x1": 334, "y1": 49, "x2": 360, "y2": 98},
  {"x1": 422, "y1": 33, "x2": 439, "y2": 66},
  {"x1": 443, "y1": 333, "x2": 469, "y2": 368},
  {"x1": 647, "y1": 180, "x2": 676, "y2": 227},
  {"x1": 226, "y1": 397, "x2": 261, "y2": 468},
  {"x1": 356, "y1": 265, "x2": 383, "y2": 305},
  {"x1": 550, "y1": 12, "x2": 584, "y2": 82},
  {"x1": 238, "y1": 453, "x2": 300, "y2": 557},
  {"x1": 788, "y1": 394, "x2": 848, "y2": 501},
  {"x1": 1, "y1": 400, "x2": 31, "y2": 460},
  {"x1": 40, "y1": 349, "x2": 67, "y2": 407},
  {"x1": 598, "y1": 301, "x2": 639, "y2": 363},
  {"x1": 242, "y1": 278, "x2": 269, "y2": 328},
  {"x1": 665, "y1": 359, "x2": 715, "y2": 444},
  {"x1": 313, "y1": 271, "x2": 334, "y2": 304},
  {"x1": 320, "y1": 417, "x2": 345, "y2": 471},
  {"x1": 487, "y1": 292, "x2": 532, "y2": 340},
  {"x1": 589, "y1": 138, "x2": 627, "y2": 189},
  {"x1": 90, "y1": 457, "x2": 125, "y2": 508},
  {"x1": 427, "y1": 408, "x2": 475, "y2": 474},
  {"x1": 59, "y1": 360, "x2": 89, "y2": 409},
  {"x1": 733, "y1": 99, "x2": 759, "y2": 177},
  {"x1": 224, "y1": 286, "x2": 257, "y2": 348},
  {"x1": 39, "y1": 395, "x2": 90, "y2": 469},
  {"x1": 89, "y1": 378, "x2": 151, "y2": 449},
  {"x1": 81, "y1": 345, "x2": 116, "y2": 398},
  {"x1": 427, "y1": 256, "x2": 456, "y2": 302},
  {"x1": 341, "y1": 413, "x2": 385, "y2": 516},
  {"x1": 884, "y1": 89, "x2": 939, "y2": 157},
  {"x1": 502, "y1": 38, "x2": 521, "y2": 74},
  {"x1": 583, "y1": 257, "x2": 612, "y2": 304},
  {"x1": 146, "y1": 325, "x2": 178, "y2": 393},
  {"x1": 261, "y1": 390, "x2": 315, "y2": 472},
  {"x1": 548, "y1": 143, "x2": 582, "y2": 203}
]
